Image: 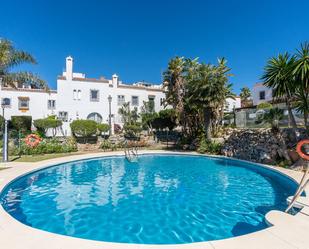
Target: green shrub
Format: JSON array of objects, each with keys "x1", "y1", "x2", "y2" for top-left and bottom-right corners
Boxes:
[
  {"x1": 197, "y1": 137, "x2": 222, "y2": 154},
  {"x1": 97, "y1": 123, "x2": 110, "y2": 134},
  {"x1": 11, "y1": 116, "x2": 32, "y2": 132},
  {"x1": 257, "y1": 102, "x2": 273, "y2": 109},
  {"x1": 70, "y1": 120, "x2": 97, "y2": 138},
  {"x1": 33, "y1": 116, "x2": 62, "y2": 137},
  {"x1": 150, "y1": 109, "x2": 177, "y2": 131},
  {"x1": 123, "y1": 123, "x2": 142, "y2": 138},
  {"x1": 11, "y1": 137, "x2": 77, "y2": 156}
]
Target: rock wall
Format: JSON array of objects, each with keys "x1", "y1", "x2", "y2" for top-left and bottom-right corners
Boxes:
[{"x1": 221, "y1": 128, "x2": 308, "y2": 164}]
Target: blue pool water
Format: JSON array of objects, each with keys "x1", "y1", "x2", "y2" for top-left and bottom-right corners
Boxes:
[{"x1": 0, "y1": 154, "x2": 296, "y2": 244}]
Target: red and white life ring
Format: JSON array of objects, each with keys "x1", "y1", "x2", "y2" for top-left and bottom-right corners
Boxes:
[
  {"x1": 296, "y1": 139, "x2": 309, "y2": 161},
  {"x1": 25, "y1": 134, "x2": 42, "y2": 148}
]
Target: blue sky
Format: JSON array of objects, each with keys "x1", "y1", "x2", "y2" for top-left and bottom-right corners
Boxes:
[{"x1": 1, "y1": 0, "x2": 308, "y2": 93}]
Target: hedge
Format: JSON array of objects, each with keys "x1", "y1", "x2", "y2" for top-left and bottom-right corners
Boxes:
[
  {"x1": 70, "y1": 119, "x2": 98, "y2": 138},
  {"x1": 11, "y1": 116, "x2": 32, "y2": 132},
  {"x1": 33, "y1": 116, "x2": 62, "y2": 137}
]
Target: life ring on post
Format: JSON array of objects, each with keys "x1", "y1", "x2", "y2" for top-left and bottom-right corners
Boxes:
[
  {"x1": 296, "y1": 139, "x2": 309, "y2": 161},
  {"x1": 25, "y1": 134, "x2": 42, "y2": 148}
]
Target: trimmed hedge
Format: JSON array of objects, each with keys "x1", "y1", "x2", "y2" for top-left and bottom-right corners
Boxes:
[
  {"x1": 11, "y1": 115, "x2": 32, "y2": 131},
  {"x1": 97, "y1": 123, "x2": 110, "y2": 134},
  {"x1": 33, "y1": 116, "x2": 62, "y2": 137},
  {"x1": 70, "y1": 120, "x2": 98, "y2": 138}
]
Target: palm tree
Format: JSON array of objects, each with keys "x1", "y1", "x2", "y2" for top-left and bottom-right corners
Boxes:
[
  {"x1": 293, "y1": 42, "x2": 309, "y2": 131},
  {"x1": 239, "y1": 87, "x2": 251, "y2": 107},
  {"x1": 261, "y1": 52, "x2": 298, "y2": 140},
  {"x1": 0, "y1": 38, "x2": 46, "y2": 89},
  {"x1": 187, "y1": 58, "x2": 233, "y2": 140},
  {"x1": 163, "y1": 57, "x2": 186, "y2": 124}
]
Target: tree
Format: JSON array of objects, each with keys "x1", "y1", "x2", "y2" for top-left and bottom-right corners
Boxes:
[
  {"x1": 33, "y1": 116, "x2": 62, "y2": 137},
  {"x1": 187, "y1": 58, "x2": 234, "y2": 140},
  {"x1": 70, "y1": 120, "x2": 97, "y2": 143},
  {"x1": 0, "y1": 39, "x2": 47, "y2": 89},
  {"x1": 261, "y1": 52, "x2": 298, "y2": 139},
  {"x1": 293, "y1": 42, "x2": 309, "y2": 131},
  {"x1": 240, "y1": 87, "x2": 251, "y2": 107},
  {"x1": 263, "y1": 108, "x2": 291, "y2": 163},
  {"x1": 163, "y1": 57, "x2": 187, "y2": 126}
]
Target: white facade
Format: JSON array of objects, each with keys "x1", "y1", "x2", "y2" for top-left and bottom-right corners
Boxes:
[
  {"x1": 0, "y1": 56, "x2": 166, "y2": 135},
  {"x1": 252, "y1": 83, "x2": 273, "y2": 106},
  {"x1": 224, "y1": 97, "x2": 241, "y2": 112}
]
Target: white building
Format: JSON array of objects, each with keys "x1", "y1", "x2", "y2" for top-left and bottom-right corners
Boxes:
[
  {"x1": 224, "y1": 97, "x2": 241, "y2": 112},
  {"x1": 252, "y1": 82, "x2": 273, "y2": 106},
  {"x1": 0, "y1": 56, "x2": 166, "y2": 135}
]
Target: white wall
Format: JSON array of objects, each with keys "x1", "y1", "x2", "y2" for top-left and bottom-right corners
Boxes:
[
  {"x1": 0, "y1": 87, "x2": 57, "y2": 121},
  {"x1": 252, "y1": 83, "x2": 273, "y2": 106},
  {"x1": 225, "y1": 97, "x2": 241, "y2": 112}
]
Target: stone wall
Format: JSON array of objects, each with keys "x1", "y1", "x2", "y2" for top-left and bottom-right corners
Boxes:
[{"x1": 221, "y1": 128, "x2": 308, "y2": 164}]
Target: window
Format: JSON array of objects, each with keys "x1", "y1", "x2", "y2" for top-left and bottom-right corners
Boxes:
[
  {"x1": 87, "y1": 112, "x2": 103, "y2": 123},
  {"x1": 148, "y1": 95, "x2": 155, "y2": 112},
  {"x1": 18, "y1": 97, "x2": 29, "y2": 110},
  {"x1": 160, "y1": 98, "x2": 165, "y2": 106},
  {"x1": 73, "y1": 89, "x2": 81, "y2": 100},
  {"x1": 131, "y1": 96, "x2": 139, "y2": 106},
  {"x1": 259, "y1": 91, "x2": 265, "y2": 100},
  {"x1": 1, "y1": 98, "x2": 11, "y2": 108},
  {"x1": 73, "y1": 89, "x2": 77, "y2": 100},
  {"x1": 58, "y1": 112, "x2": 68, "y2": 122},
  {"x1": 47, "y1": 100, "x2": 56, "y2": 109},
  {"x1": 90, "y1": 89, "x2": 99, "y2": 102},
  {"x1": 117, "y1": 95, "x2": 125, "y2": 106}
]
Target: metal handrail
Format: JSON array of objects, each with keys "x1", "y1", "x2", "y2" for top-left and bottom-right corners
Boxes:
[
  {"x1": 124, "y1": 139, "x2": 138, "y2": 162},
  {"x1": 286, "y1": 161, "x2": 309, "y2": 213}
]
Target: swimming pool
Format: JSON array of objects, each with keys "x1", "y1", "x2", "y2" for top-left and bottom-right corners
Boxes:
[{"x1": 0, "y1": 154, "x2": 296, "y2": 244}]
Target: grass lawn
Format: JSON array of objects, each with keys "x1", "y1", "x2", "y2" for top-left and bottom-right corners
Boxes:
[
  {"x1": 6, "y1": 143, "x2": 176, "y2": 163},
  {"x1": 9, "y1": 152, "x2": 85, "y2": 162}
]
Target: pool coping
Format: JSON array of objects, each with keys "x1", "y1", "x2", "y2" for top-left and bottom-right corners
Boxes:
[{"x1": 0, "y1": 150, "x2": 308, "y2": 249}]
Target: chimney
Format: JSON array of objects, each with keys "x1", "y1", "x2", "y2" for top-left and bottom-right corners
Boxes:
[
  {"x1": 112, "y1": 74, "x2": 118, "y2": 87},
  {"x1": 66, "y1": 56, "x2": 73, "y2": 81}
]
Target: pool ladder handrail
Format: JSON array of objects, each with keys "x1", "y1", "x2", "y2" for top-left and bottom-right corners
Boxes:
[
  {"x1": 124, "y1": 140, "x2": 138, "y2": 162},
  {"x1": 286, "y1": 161, "x2": 309, "y2": 213}
]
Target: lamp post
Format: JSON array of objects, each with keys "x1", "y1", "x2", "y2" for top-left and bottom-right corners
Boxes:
[
  {"x1": 108, "y1": 95, "x2": 112, "y2": 136},
  {"x1": 1, "y1": 100, "x2": 8, "y2": 162}
]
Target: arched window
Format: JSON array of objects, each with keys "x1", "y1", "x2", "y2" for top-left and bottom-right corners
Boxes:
[{"x1": 87, "y1": 112, "x2": 103, "y2": 123}]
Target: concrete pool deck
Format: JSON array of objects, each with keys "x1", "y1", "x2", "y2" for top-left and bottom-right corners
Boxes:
[{"x1": 0, "y1": 150, "x2": 308, "y2": 249}]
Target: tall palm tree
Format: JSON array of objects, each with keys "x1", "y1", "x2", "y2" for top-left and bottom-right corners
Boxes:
[
  {"x1": 0, "y1": 38, "x2": 46, "y2": 89},
  {"x1": 293, "y1": 42, "x2": 309, "y2": 131},
  {"x1": 163, "y1": 57, "x2": 186, "y2": 124},
  {"x1": 187, "y1": 58, "x2": 233, "y2": 140},
  {"x1": 261, "y1": 52, "x2": 298, "y2": 139},
  {"x1": 239, "y1": 87, "x2": 251, "y2": 107}
]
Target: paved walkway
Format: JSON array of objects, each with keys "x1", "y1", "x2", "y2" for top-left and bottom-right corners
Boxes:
[{"x1": 0, "y1": 151, "x2": 308, "y2": 249}]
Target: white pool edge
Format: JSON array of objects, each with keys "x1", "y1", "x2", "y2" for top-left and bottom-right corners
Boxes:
[{"x1": 0, "y1": 150, "x2": 308, "y2": 249}]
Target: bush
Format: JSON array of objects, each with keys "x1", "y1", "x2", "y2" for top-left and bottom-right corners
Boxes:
[
  {"x1": 99, "y1": 140, "x2": 118, "y2": 151},
  {"x1": 197, "y1": 137, "x2": 222, "y2": 154},
  {"x1": 11, "y1": 137, "x2": 77, "y2": 156},
  {"x1": 97, "y1": 123, "x2": 110, "y2": 134},
  {"x1": 123, "y1": 123, "x2": 142, "y2": 138},
  {"x1": 0, "y1": 115, "x2": 4, "y2": 131},
  {"x1": 11, "y1": 116, "x2": 32, "y2": 132},
  {"x1": 33, "y1": 116, "x2": 63, "y2": 137},
  {"x1": 257, "y1": 102, "x2": 273, "y2": 110},
  {"x1": 70, "y1": 120, "x2": 97, "y2": 139},
  {"x1": 150, "y1": 109, "x2": 177, "y2": 131}
]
